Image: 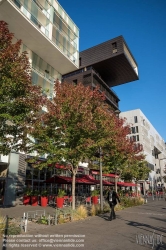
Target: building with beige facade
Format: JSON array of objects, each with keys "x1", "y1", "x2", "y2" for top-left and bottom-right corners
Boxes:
[{"x1": 120, "y1": 109, "x2": 166, "y2": 191}]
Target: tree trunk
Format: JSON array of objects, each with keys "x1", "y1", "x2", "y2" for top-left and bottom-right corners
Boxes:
[
  {"x1": 115, "y1": 176, "x2": 117, "y2": 193},
  {"x1": 135, "y1": 180, "x2": 138, "y2": 196},
  {"x1": 72, "y1": 173, "x2": 76, "y2": 210}
]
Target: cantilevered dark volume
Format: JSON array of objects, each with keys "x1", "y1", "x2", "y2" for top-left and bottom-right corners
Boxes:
[{"x1": 62, "y1": 35, "x2": 139, "y2": 111}]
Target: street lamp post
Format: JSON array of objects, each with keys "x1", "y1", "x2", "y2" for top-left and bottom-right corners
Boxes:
[
  {"x1": 114, "y1": 110, "x2": 120, "y2": 193},
  {"x1": 159, "y1": 158, "x2": 166, "y2": 187},
  {"x1": 99, "y1": 147, "x2": 103, "y2": 211},
  {"x1": 149, "y1": 171, "x2": 155, "y2": 200}
]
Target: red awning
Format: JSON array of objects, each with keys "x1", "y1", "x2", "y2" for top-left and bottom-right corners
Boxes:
[
  {"x1": 91, "y1": 170, "x2": 99, "y2": 175},
  {"x1": 91, "y1": 171, "x2": 118, "y2": 178},
  {"x1": 77, "y1": 175, "x2": 95, "y2": 185},
  {"x1": 45, "y1": 175, "x2": 71, "y2": 184},
  {"x1": 103, "y1": 173, "x2": 118, "y2": 178},
  {"x1": 117, "y1": 182, "x2": 138, "y2": 187},
  {"x1": 44, "y1": 175, "x2": 95, "y2": 185},
  {"x1": 86, "y1": 175, "x2": 114, "y2": 186},
  {"x1": 44, "y1": 175, "x2": 113, "y2": 186}
]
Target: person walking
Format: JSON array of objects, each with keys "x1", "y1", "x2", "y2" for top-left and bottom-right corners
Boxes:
[{"x1": 107, "y1": 186, "x2": 120, "y2": 221}]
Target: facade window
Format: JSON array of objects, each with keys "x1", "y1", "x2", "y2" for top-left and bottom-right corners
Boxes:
[
  {"x1": 134, "y1": 116, "x2": 138, "y2": 123},
  {"x1": 136, "y1": 135, "x2": 139, "y2": 141},
  {"x1": 79, "y1": 57, "x2": 82, "y2": 66},
  {"x1": 136, "y1": 126, "x2": 139, "y2": 133},
  {"x1": 14, "y1": 0, "x2": 21, "y2": 8},
  {"x1": 155, "y1": 154, "x2": 158, "y2": 159},
  {"x1": 131, "y1": 127, "x2": 135, "y2": 133},
  {"x1": 112, "y1": 42, "x2": 117, "y2": 53}
]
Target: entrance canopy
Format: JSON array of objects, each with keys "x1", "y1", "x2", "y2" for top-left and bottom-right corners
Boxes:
[
  {"x1": 117, "y1": 182, "x2": 138, "y2": 187},
  {"x1": 44, "y1": 175, "x2": 114, "y2": 186},
  {"x1": 44, "y1": 175, "x2": 95, "y2": 185}
]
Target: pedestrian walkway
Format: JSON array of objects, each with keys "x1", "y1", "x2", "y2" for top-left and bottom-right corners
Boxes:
[{"x1": 1, "y1": 199, "x2": 166, "y2": 250}]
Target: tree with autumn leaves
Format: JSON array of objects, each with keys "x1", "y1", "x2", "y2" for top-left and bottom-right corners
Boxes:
[
  {"x1": 29, "y1": 80, "x2": 148, "y2": 209},
  {"x1": 0, "y1": 21, "x2": 46, "y2": 155},
  {"x1": 29, "y1": 81, "x2": 115, "y2": 209},
  {"x1": 98, "y1": 116, "x2": 149, "y2": 192}
]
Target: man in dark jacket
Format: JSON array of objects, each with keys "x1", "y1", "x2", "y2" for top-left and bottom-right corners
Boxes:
[{"x1": 107, "y1": 186, "x2": 120, "y2": 221}]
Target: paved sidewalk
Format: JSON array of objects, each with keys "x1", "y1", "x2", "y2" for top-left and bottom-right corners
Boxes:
[{"x1": 0, "y1": 199, "x2": 166, "y2": 250}]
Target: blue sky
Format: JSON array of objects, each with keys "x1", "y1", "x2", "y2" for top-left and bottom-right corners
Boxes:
[{"x1": 59, "y1": 0, "x2": 166, "y2": 141}]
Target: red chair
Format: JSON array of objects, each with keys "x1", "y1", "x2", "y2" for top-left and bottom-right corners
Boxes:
[
  {"x1": 63, "y1": 196, "x2": 69, "y2": 206},
  {"x1": 85, "y1": 197, "x2": 91, "y2": 206}
]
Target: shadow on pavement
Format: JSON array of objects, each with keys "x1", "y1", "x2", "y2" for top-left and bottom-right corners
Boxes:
[
  {"x1": 117, "y1": 215, "x2": 166, "y2": 235},
  {"x1": 149, "y1": 216, "x2": 166, "y2": 223}
]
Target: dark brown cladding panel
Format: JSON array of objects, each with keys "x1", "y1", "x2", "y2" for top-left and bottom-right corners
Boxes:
[
  {"x1": 78, "y1": 35, "x2": 138, "y2": 87},
  {"x1": 80, "y1": 36, "x2": 124, "y2": 68}
]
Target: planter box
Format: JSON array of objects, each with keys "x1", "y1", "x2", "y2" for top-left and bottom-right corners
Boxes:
[
  {"x1": 56, "y1": 197, "x2": 64, "y2": 208},
  {"x1": 31, "y1": 196, "x2": 38, "y2": 206},
  {"x1": 23, "y1": 195, "x2": 30, "y2": 205},
  {"x1": 92, "y1": 196, "x2": 98, "y2": 205},
  {"x1": 41, "y1": 196, "x2": 48, "y2": 207}
]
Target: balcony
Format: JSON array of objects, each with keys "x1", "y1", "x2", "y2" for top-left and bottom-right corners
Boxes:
[
  {"x1": 63, "y1": 66, "x2": 119, "y2": 109},
  {"x1": 0, "y1": 0, "x2": 79, "y2": 74}
]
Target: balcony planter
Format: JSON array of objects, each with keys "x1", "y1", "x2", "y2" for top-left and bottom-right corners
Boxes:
[
  {"x1": 56, "y1": 189, "x2": 66, "y2": 208},
  {"x1": 41, "y1": 190, "x2": 48, "y2": 207}
]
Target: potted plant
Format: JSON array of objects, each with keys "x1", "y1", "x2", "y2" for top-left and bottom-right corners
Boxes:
[
  {"x1": 91, "y1": 190, "x2": 99, "y2": 205},
  {"x1": 23, "y1": 188, "x2": 32, "y2": 205},
  {"x1": 40, "y1": 190, "x2": 48, "y2": 207},
  {"x1": 56, "y1": 189, "x2": 66, "y2": 208},
  {"x1": 31, "y1": 190, "x2": 39, "y2": 206}
]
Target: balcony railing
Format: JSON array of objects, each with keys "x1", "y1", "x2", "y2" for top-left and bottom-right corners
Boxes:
[
  {"x1": 12, "y1": 0, "x2": 77, "y2": 64},
  {"x1": 63, "y1": 66, "x2": 119, "y2": 108}
]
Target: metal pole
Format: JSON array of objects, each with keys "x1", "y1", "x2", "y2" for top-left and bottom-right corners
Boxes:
[
  {"x1": 99, "y1": 147, "x2": 103, "y2": 211},
  {"x1": 152, "y1": 178, "x2": 154, "y2": 200},
  {"x1": 115, "y1": 171, "x2": 117, "y2": 193},
  {"x1": 159, "y1": 159, "x2": 162, "y2": 187}
]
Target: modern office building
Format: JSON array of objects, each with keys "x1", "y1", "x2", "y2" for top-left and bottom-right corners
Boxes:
[
  {"x1": 120, "y1": 109, "x2": 166, "y2": 190},
  {"x1": 0, "y1": 0, "x2": 79, "y2": 205},
  {"x1": 0, "y1": 1, "x2": 140, "y2": 206},
  {"x1": 62, "y1": 35, "x2": 139, "y2": 111}
]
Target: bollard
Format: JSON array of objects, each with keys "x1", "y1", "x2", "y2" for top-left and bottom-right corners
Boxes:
[
  {"x1": 48, "y1": 215, "x2": 50, "y2": 225},
  {"x1": 24, "y1": 217, "x2": 28, "y2": 233}
]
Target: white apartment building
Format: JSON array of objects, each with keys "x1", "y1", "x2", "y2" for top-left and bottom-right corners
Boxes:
[
  {"x1": 120, "y1": 109, "x2": 166, "y2": 190},
  {"x1": 0, "y1": 0, "x2": 79, "y2": 205}
]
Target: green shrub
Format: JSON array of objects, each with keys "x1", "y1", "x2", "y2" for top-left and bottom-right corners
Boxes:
[
  {"x1": 91, "y1": 190, "x2": 99, "y2": 197},
  {"x1": 37, "y1": 216, "x2": 48, "y2": 224}
]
